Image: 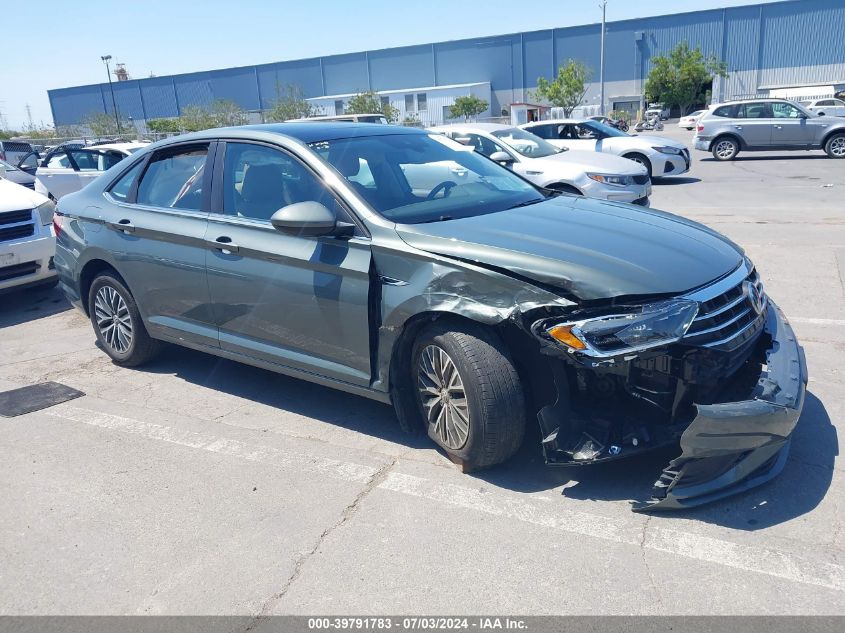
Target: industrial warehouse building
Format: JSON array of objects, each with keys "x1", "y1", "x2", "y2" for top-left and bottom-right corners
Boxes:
[{"x1": 48, "y1": 0, "x2": 845, "y2": 129}]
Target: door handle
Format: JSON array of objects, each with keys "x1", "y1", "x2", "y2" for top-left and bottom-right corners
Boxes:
[
  {"x1": 211, "y1": 236, "x2": 239, "y2": 254},
  {"x1": 733, "y1": 125, "x2": 743, "y2": 130},
  {"x1": 106, "y1": 219, "x2": 135, "y2": 233},
  {"x1": 774, "y1": 125, "x2": 783, "y2": 130}
]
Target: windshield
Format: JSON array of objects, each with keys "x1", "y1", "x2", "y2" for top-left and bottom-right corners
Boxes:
[
  {"x1": 309, "y1": 133, "x2": 543, "y2": 224},
  {"x1": 583, "y1": 120, "x2": 628, "y2": 138},
  {"x1": 490, "y1": 128, "x2": 561, "y2": 158}
]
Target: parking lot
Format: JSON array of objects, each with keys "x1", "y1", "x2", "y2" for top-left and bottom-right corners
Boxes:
[{"x1": 1, "y1": 125, "x2": 843, "y2": 616}]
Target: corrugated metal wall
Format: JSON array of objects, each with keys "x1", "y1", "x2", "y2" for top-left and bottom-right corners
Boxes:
[{"x1": 48, "y1": 0, "x2": 845, "y2": 126}]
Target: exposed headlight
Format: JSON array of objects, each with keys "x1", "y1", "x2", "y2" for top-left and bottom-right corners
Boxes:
[
  {"x1": 651, "y1": 146, "x2": 682, "y2": 155},
  {"x1": 587, "y1": 173, "x2": 632, "y2": 187},
  {"x1": 546, "y1": 299, "x2": 699, "y2": 357},
  {"x1": 35, "y1": 200, "x2": 55, "y2": 226}
]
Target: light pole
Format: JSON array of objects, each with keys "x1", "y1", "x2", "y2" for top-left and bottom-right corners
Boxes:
[
  {"x1": 599, "y1": 1, "x2": 607, "y2": 116},
  {"x1": 101, "y1": 55, "x2": 122, "y2": 134}
]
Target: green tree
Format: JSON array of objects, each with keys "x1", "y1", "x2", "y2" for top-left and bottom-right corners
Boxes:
[
  {"x1": 448, "y1": 95, "x2": 489, "y2": 121},
  {"x1": 83, "y1": 112, "x2": 134, "y2": 136},
  {"x1": 208, "y1": 99, "x2": 248, "y2": 127},
  {"x1": 266, "y1": 84, "x2": 316, "y2": 122},
  {"x1": 345, "y1": 91, "x2": 399, "y2": 123},
  {"x1": 533, "y1": 59, "x2": 592, "y2": 117},
  {"x1": 644, "y1": 42, "x2": 728, "y2": 116},
  {"x1": 146, "y1": 118, "x2": 182, "y2": 133}
]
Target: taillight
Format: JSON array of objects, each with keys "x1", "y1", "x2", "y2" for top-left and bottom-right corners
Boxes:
[
  {"x1": 0, "y1": 151, "x2": 5, "y2": 161},
  {"x1": 53, "y1": 213, "x2": 63, "y2": 237},
  {"x1": 696, "y1": 124, "x2": 704, "y2": 132}
]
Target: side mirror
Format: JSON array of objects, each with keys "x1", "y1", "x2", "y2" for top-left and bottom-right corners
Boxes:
[
  {"x1": 270, "y1": 201, "x2": 338, "y2": 237},
  {"x1": 489, "y1": 151, "x2": 514, "y2": 166},
  {"x1": 799, "y1": 113, "x2": 809, "y2": 119}
]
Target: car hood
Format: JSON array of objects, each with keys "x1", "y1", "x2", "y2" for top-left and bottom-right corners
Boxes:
[
  {"x1": 0, "y1": 177, "x2": 49, "y2": 208},
  {"x1": 541, "y1": 150, "x2": 647, "y2": 176},
  {"x1": 395, "y1": 196, "x2": 743, "y2": 301}
]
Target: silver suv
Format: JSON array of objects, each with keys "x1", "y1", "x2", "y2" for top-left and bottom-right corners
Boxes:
[{"x1": 694, "y1": 99, "x2": 845, "y2": 160}]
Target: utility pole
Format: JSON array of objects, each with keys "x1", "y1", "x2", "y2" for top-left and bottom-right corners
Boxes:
[
  {"x1": 101, "y1": 55, "x2": 122, "y2": 134},
  {"x1": 599, "y1": 0, "x2": 607, "y2": 116},
  {"x1": 25, "y1": 104, "x2": 34, "y2": 131}
]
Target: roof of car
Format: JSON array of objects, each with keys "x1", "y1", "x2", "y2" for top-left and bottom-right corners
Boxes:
[
  {"x1": 86, "y1": 142, "x2": 150, "y2": 153},
  {"x1": 429, "y1": 123, "x2": 513, "y2": 133},
  {"x1": 522, "y1": 119, "x2": 585, "y2": 125},
  {"x1": 190, "y1": 122, "x2": 428, "y2": 145}
]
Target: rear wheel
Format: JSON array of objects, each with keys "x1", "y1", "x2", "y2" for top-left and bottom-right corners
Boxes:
[
  {"x1": 824, "y1": 133, "x2": 845, "y2": 159},
  {"x1": 411, "y1": 321, "x2": 526, "y2": 470},
  {"x1": 622, "y1": 153, "x2": 652, "y2": 179},
  {"x1": 712, "y1": 137, "x2": 739, "y2": 161},
  {"x1": 88, "y1": 272, "x2": 162, "y2": 367}
]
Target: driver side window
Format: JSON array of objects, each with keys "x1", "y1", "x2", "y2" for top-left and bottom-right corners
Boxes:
[
  {"x1": 222, "y1": 142, "x2": 343, "y2": 223},
  {"x1": 772, "y1": 103, "x2": 801, "y2": 118}
]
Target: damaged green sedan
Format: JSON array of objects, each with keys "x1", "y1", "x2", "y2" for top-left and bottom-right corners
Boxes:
[{"x1": 53, "y1": 123, "x2": 807, "y2": 511}]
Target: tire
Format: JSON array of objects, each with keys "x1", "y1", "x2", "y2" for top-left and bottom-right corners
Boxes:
[
  {"x1": 88, "y1": 272, "x2": 162, "y2": 367},
  {"x1": 411, "y1": 321, "x2": 526, "y2": 470},
  {"x1": 824, "y1": 133, "x2": 845, "y2": 159},
  {"x1": 623, "y1": 153, "x2": 652, "y2": 179},
  {"x1": 712, "y1": 136, "x2": 740, "y2": 161}
]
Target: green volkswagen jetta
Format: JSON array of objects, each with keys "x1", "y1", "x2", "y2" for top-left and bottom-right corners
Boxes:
[{"x1": 53, "y1": 122, "x2": 807, "y2": 511}]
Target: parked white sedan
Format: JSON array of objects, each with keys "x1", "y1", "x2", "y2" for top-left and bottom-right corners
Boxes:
[
  {"x1": 801, "y1": 98, "x2": 845, "y2": 117},
  {"x1": 26, "y1": 142, "x2": 148, "y2": 200},
  {"x1": 520, "y1": 118, "x2": 690, "y2": 179},
  {"x1": 429, "y1": 123, "x2": 651, "y2": 205},
  {"x1": 678, "y1": 110, "x2": 705, "y2": 130}
]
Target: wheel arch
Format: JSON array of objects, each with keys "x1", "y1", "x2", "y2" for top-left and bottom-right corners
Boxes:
[
  {"x1": 710, "y1": 133, "x2": 744, "y2": 151},
  {"x1": 821, "y1": 128, "x2": 845, "y2": 150},
  {"x1": 78, "y1": 259, "x2": 127, "y2": 316}
]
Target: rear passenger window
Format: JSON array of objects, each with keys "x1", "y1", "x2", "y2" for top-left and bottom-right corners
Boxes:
[
  {"x1": 108, "y1": 161, "x2": 145, "y2": 202},
  {"x1": 712, "y1": 105, "x2": 735, "y2": 118},
  {"x1": 136, "y1": 146, "x2": 208, "y2": 211}
]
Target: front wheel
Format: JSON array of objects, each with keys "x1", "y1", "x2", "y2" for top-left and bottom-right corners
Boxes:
[
  {"x1": 88, "y1": 272, "x2": 162, "y2": 367},
  {"x1": 825, "y1": 133, "x2": 845, "y2": 159},
  {"x1": 411, "y1": 322, "x2": 526, "y2": 470},
  {"x1": 712, "y1": 137, "x2": 739, "y2": 161}
]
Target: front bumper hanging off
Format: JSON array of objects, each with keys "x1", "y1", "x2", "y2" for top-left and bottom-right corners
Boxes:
[
  {"x1": 538, "y1": 301, "x2": 808, "y2": 512},
  {"x1": 635, "y1": 303, "x2": 807, "y2": 511}
]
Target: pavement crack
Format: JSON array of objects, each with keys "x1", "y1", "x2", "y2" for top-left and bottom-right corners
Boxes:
[
  {"x1": 243, "y1": 458, "x2": 397, "y2": 629},
  {"x1": 639, "y1": 515, "x2": 666, "y2": 612}
]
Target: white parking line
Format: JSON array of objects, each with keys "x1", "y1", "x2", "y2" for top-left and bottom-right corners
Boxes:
[
  {"x1": 791, "y1": 317, "x2": 845, "y2": 326},
  {"x1": 43, "y1": 404, "x2": 845, "y2": 593},
  {"x1": 43, "y1": 405, "x2": 379, "y2": 484}
]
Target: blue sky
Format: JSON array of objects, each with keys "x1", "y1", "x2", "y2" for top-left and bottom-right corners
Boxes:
[{"x1": 2, "y1": 0, "x2": 774, "y2": 129}]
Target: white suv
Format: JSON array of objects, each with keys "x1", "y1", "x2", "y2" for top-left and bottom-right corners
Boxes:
[{"x1": 0, "y1": 165, "x2": 57, "y2": 293}]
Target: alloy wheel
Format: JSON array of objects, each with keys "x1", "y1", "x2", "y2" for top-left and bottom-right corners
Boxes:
[
  {"x1": 715, "y1": 140, "x2": 736, "y2": 159},
  {"x1": 417, "y1": 345, "x2": 470, "y2": 450},
  {"x1": 830, "y1": 137, "x2": 845, "y2": 157},
  {"x1": 94, "y1": 286, "x2": 133, "y2": 353}
]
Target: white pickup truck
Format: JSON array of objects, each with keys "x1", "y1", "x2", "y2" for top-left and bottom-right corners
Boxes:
[{"x1": 0, "y1": 164, "x2": 57, "y2": 293}]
